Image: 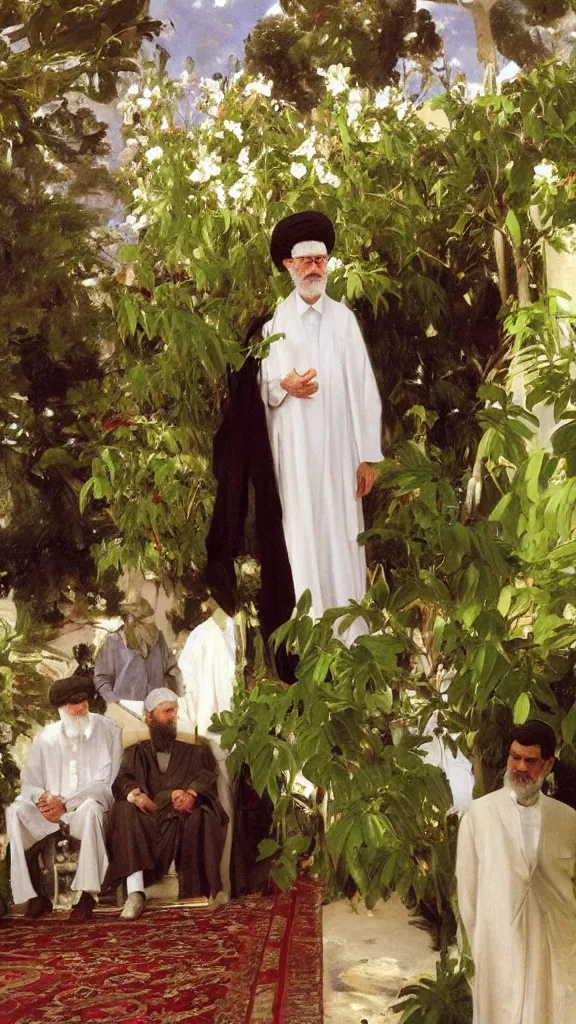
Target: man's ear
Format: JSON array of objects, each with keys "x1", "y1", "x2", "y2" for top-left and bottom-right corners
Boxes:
[
  {"x1": 543, "y1": 756, "x2": 555, "y2": 776},
  {"x1": 282, "y1": 258, "x2": 293, "y2": 271},
  {"x1": 144, "y1": 711, "x2": 152, "y2": 727}
]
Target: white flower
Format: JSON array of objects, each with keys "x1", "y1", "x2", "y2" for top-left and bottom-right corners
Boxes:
[
  {"x1": 243, "y1": 76, "x2": 273, "y2": 97},
  {"x1": 397, "y1": 101, "x2": 410, "y2": 121},
  {"x1": 317, "y1": 64, "x2": 351, "y2": 97},
  {"x1": 145, "y1": 146, "x2": 163, "y2": 163},
  {"x1": 224, "y1": 120, "x2": 244, "y2": 142},
  {"x1": 160, "y1": 116, "x2": 170, "y2": 131},
  {"x1": 313, "y1": 159, "x2": 341, "y2": 188},
  {"x1": 228, "y1": 169, "x2": 258, "y2": 202},
  {"x1": 291, "y1": 134, "x2": 317, "y2": 160},
  {"x1": 374, "y1": 87, "x2": 391, "y2": 109},
  {"x1": 126, "y1": 83, "x2": 139, "y2": 97},
  {"x1": 328, "y1": 256, "x2": 343, "y2": 273},
  {"x1": 450, "y1": 56, "x2": 462, "y2": 68},
  {"x1": 237, "y1": 146, "x2": 251, "y2": 170},
  {"x1": 404, "y1": 31, "x2": 418, "y2": 41},
  {"x1": 358, "y1": 122, "x2": 382, "y2": 143},
  {"x1": 200, "y1": 76, "x2": 225, "y2": 98},
  {"x1": 290, "y1": 161, "x2": 308, "y2": 179},
  {"x1": 347, "y1": 87, "x2": 363, "y2": 125},
  {"x1": 533, "y1": 160, "x2": 559, "y2": 185},
  {"x1": 213, "y1": 182, "x2": 228, "y2": 208},
  {"x1": 189, "y1": 153, "x2": 222, "y2": 182},
  {"x1": 132, "y1": 187, "x2": 143, "y2": 198},
  {"x1": 137, "y1": 97, "x2": 152, "y2": 110}
]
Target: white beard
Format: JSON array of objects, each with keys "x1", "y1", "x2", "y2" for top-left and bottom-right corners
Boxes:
[
  {"x1": 504, "y1": 767, "x2": 544, "y2": 806},
  {"x1": 289, "y1": 268, "x2": 327, "y2": 303},
  {"x1": 59, "y1": 707, "x2": 90, "y2": 742}
]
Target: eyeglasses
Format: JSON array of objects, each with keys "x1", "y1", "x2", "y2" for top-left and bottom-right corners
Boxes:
[{"x1": 293, "y1": 255, "x2": 329, "y2": 268}]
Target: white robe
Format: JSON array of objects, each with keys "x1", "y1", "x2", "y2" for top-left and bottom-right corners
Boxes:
[
  {"x1": 456, "y1": 787, "x2": 576, "y2": 1024},
  {"x1": 7, "y1": 713, "x2": 122, "y2": 903},
  {"x1": 178, "y1": 615, "x2": 236, "y2": 896},
  {"x1": 260, "y1": 291, "x2": 383, "y2": 639}
]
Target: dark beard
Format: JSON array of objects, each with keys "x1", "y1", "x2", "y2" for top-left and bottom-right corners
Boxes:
[{"x1": 149, "y1": 719, "x2": 177, "y2": 752}]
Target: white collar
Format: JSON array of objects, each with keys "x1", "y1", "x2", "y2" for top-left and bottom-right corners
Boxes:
[
  {"x1": 295, "y1": 291, "x2": 325, "y2": 317},
  {"x1": 509, "y1": 787, "x2": 541, "y2": 809}
]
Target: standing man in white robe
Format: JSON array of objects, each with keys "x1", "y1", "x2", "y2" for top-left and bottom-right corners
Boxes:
[
  {"x1": 7, "y1": 675, "x2": 122, "y2": 921},
  {"x1": 261, "y1": 211, "x2": 383, "y2": 642},
  {"x1": 456, "y1": 720, "x2": 576, "y2": 1024}
]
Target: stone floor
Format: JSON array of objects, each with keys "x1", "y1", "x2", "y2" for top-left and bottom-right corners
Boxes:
[{"x1": 323, "y1": 894, "x2": 439, "y2": 1024}]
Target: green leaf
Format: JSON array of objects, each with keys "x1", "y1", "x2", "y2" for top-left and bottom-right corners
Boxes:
[
  {"x1": 513, "y1": 692, "x2": 531, "y2": 725},
  {"x1": 257, "y1": 837, "x2": 280, "y2": 861},
  {"x1": 561, "y1": 701, "x2": 576, "y2": 747},
  {"x1": 504, "y1": 209, "x2": 522, "y2": 248}
]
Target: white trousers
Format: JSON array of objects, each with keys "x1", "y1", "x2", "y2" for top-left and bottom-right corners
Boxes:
[{"x1": 7, "y1": 797, "x2": 109, "y2": 904}]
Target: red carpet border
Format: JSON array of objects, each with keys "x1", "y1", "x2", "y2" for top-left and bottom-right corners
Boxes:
[{"x1": 0, "y1": 878, "x2": 324, "y2": 1023}]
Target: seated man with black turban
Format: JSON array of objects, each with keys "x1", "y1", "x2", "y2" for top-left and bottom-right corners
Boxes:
[
  {"x1": 105, "y1": 688, "x2": 228, "y2": 920},
  {"x1": 6, "y1": 675, "x2": 122, "y2": 921}
]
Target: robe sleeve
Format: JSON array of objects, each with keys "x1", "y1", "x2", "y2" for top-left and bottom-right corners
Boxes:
[
  {"x1": 20, "y1": 733, "x2": 48, "y2": 803},
  {"x1": 94, "y1": 636, "x2": 118, "y2": 703},
  {"x1": 455, "y1": 810, "x2": 479, "y2": 949},
  {"x1": 112, "y1": 744, "x2": 145, "y2": 800},
  {"x1": 266, "y1": 380, "x2": 288, "y2": 408},
  {"x1": 344, "y1": 310, "x2": 383, "y2": 465},
  {"x1": 186, "y1": 743, "x2": 221, "y2": 802},
  {"x1": 259, "y1": 319, "x2": 288, "y2": 408}
]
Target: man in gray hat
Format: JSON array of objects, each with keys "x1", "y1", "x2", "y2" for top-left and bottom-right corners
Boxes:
[
  {"x1": 6, "y1": 675, "x2": 122, "y2": 921},
  {"x1": 105, "y1": 688, "x2": 228, "y2": 920},
  {"x1": 262, "y1": 211, "x2": 383, "y2": 643}
]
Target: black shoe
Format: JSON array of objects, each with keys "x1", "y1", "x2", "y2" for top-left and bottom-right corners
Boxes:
[
  {"x1": 24, "y1": 895, "x2": 53, "y2": 919},
  {"x1": 68, "y1": 891, "x2": 96, "y2": 922}
]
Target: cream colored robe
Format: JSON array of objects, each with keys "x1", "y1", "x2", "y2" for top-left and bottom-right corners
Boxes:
[
  {"x1": 456, "y1": 787, "x2": 576, "y2": 1024},
  {"x1": 260, "y1": 291, "x2": 383, "y2": 641}
]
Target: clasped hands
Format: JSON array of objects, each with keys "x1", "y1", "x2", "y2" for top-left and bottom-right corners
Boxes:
[
  {"x1": 37, "y1": 791, "x2": 66, "y2": 823},
  {"x1": 134, "y1": 789, "x2": 197, "y2": 814}
]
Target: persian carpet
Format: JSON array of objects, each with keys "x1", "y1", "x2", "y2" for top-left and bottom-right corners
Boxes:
[{"x1": 0, "y1": 879, "x2": 323, "y2": 1024}]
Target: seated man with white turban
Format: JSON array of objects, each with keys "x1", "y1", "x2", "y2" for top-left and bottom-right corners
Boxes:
[
  {"x1": 7, "y1": 675, "x2": 122, "y2": 921},
  {"x1": 105, "y1": 688, "x2": 228, "y2": 920}
]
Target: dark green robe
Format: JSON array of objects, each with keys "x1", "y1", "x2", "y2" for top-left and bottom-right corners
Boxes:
[{"x1": 105, "y1": 739, "x2": 228, "y2": 899}]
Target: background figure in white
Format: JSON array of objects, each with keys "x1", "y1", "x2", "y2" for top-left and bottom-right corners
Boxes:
[
  {"x1": 456, "y1": 720, "x2": 576, "y2": 1024},
  {"x1": 7, "y1": 675, "x2": 122, "y2": 920},
  {"x1": 421, "y1": 715, "x2": 474, "y2": 813},
  {"x1": 262, "y1": 212, "x2": 383, "y2": 644},
  {"x1": 178, "y1": 599, "x2": 236, "y2": 898}
]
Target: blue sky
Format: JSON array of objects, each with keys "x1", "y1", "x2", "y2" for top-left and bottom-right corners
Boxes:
[{"x1": 150, "y1": 0, "x2": 484, "y2": 82}]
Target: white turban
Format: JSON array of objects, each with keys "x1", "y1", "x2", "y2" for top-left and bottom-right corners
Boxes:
[
  {"x1": 291, "y1": 240, "x2": 328, "y2": 258},
  {"x1": 143, "y1": 688, "x2": 178, "y2": 713}
]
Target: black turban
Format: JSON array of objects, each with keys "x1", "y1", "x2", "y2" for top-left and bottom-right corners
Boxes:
[
  {"x1": 270, "y1": 211, "x2": 335, "y2": 272},
  {"x1": 49, "y1": 675, "x2": 95, "y2": 707}
]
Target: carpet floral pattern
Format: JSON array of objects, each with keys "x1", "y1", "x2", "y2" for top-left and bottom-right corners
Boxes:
[{"x1": 1, "y1": 880, "x2": 323, "y2": 1024}]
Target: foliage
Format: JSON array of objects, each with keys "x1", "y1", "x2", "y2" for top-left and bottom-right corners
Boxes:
[
  {"x1": 82, "y1": 59, "x2": 575, "y2": 598},
  {"x1": 392, "y1": 954, "x2": 473, "y2": 1024},
  {"x1": 0, "y1": 1, "x2": 163, "y2": 625},
  {"x1": 77, "y1": 65, "x2": 576, "y2": 932},
  {"x1": 211, "y1": 593, "x2": 457, "y2": 944},
  {"x1": 0, "y1": 619, "x2": 55, "y2": 813},
  {"x1": 244, "y1": 0, "x2": 442, "y2": 110}
]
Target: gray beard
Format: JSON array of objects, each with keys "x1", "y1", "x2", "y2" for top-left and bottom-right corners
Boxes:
[
  {"x1": 59, "y1": 707, "x2": 90, "y2": 742},
  {"x1": 289, "y1": 268, "x2": 327, "y2": 303},
  {"x1": 504, "y1": 767, "x2": 544, "y2": 806}
]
